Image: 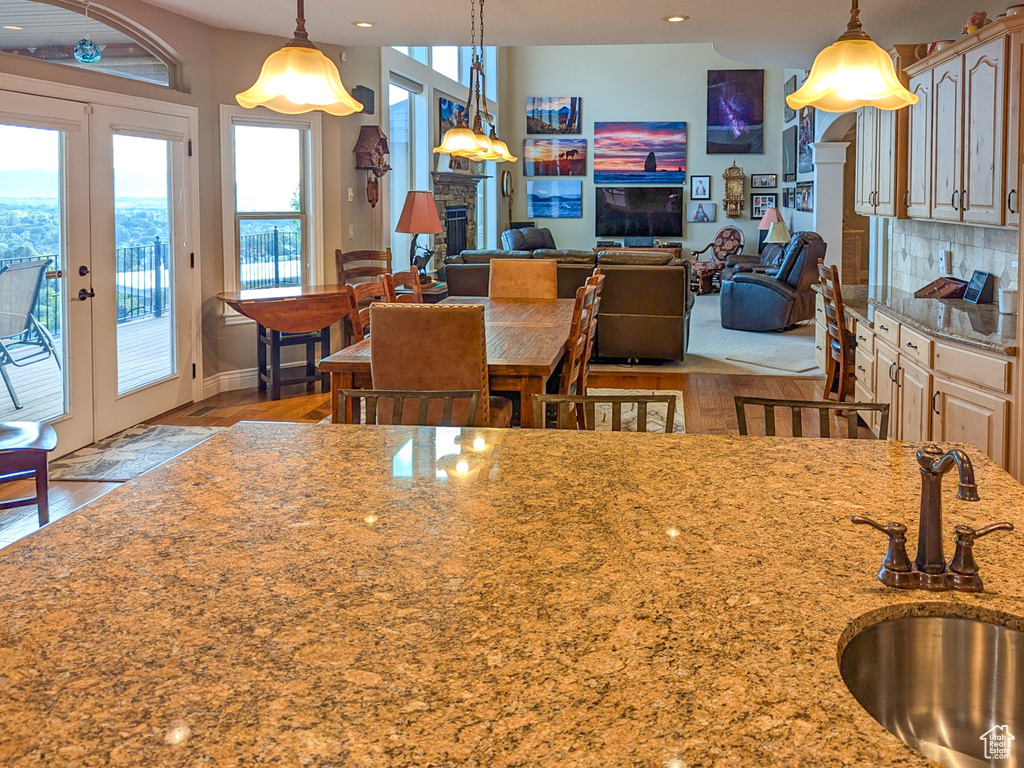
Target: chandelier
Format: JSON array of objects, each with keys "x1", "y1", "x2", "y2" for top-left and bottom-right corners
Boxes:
[
  {"x1": 786, "y1": 0, "x2": 917, "y2": 113},
  {"x1": 433, "y1": 0, "x2": 517, "y2": 163},
  {"x1": 236, "y1": 0, "x2": 363, "y2": 117}
]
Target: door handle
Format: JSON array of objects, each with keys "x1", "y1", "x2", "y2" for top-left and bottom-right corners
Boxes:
[
  {"x1": 903, "y1": 190, "x2": 910, "y2": 207},
  {"x1": 962, "y1": 188, "x2": 968, "y2": 211},
  {"x1": 888, "y1": 361, "x2": 897, "y2": 382},
  {"x1": 931, "y1": 391, "x2": 940, "y2": 415},
  {"x1": 1008, "y1": 189, "x2": 1017, "y2": 215},
  {"x1": 905, "y1": 342, "x2": 918, "y2": 351},
  {"x1": 952, "y1": 190, "x2": 959, "y2": 210},
  {"x1": 78, "y1": 288, "x2": 95, "y2": 301},
  {"x1": 79, "y1": 265, "x2": 90, "y2": 276}
]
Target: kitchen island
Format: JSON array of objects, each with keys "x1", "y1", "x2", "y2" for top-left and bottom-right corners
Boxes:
[{"x1": 1, "y1": 423, "x2": 1023, "y2": 767}]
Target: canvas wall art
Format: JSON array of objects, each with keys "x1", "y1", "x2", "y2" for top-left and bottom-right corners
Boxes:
[
  {"x1": 593, "y1": 122, "x2": 687, "y2": 183},
  {"x1": 687, "y1": 202, "x2": 717, "y2": 222},
  {"x1": 751, "y1": 174, "x2": 777, "y2": 188},
  {"x1": 527, "y1": 179, "x2": 582, "y2": 218},
  {"x1": 798, "y1": 106, "x2": 816, "y2": 173},
  {"x1": 526, "y1": 97, "x2": 582, "y2": 134},
  {"x1": 796, "y1": 182, "x2": 814, "y2": 213},
  {"x1": 783, "y1": 125, "x2": 798, "y2": 183},
  {"x1": 522, "y1": 138, "x2": 587, "y2": 176},
  {"x1": 690, "y1": 175, "x2": 711, "y2": 199},
  {"x1": 707, "y1": 69, "x2": 764, "y2": 154},
  {"x1": 751, "y1": 193, "x2": 777, "y2": 219},
  {"x1": 439, "y1": 96, "x2": 467, "y2": 137},
  {"x1": 783, "y1": 187, "x2": 795, "y2": 209},
  {"x1": 784, "y1": 76, "x2": 797, "y2": 123}
]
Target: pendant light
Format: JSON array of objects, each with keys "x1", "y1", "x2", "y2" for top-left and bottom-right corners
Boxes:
[
  {"x1": 236, "y1": 0, "x2": 363, "y2": 117},
  {"x1": 433, "y1": 0, "x2": 517, "y2": 163},
  {"x1": 786, "y1": 0, "x2": 918, "y2": 113}
]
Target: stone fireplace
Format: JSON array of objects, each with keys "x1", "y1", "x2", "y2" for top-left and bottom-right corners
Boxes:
[{"x1": 431, "y1": 172, "x2": 483, "y2": 263}]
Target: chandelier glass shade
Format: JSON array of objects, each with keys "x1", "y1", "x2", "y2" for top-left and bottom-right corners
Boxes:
[
  {"x1": 786, "y1": 0, "x2": 918, "y2": 113},
  {"x1": 433, "y1": 0, "x2": 517, "y2": 163},
  {"x1": 236, "y1": 0, "x2": 363, "y2": 117}
]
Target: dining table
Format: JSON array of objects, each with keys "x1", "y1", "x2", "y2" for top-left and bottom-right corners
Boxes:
[{"x1": 317, "y1": 296, "x2": 576, "y2": 428}]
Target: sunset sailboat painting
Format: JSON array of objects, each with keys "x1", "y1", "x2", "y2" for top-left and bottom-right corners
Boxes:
[{"x1": 594, "y1": 122, "x2": 687, "y2": 184}]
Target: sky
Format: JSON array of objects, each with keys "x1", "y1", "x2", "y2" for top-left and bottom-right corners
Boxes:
[
  {"x1": 594, "y1": 122, "x2": 688, "y2": 172},
  {"x1": 524, "y1": 138, "x2": 586, "y2": 163}
]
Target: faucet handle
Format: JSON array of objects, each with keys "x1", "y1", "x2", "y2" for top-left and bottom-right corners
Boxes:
[
  {"x1": 850, "y1": 516, "x2": 914, "y2": 573},
  {"x1": 949, "y1": 522, "x2": 1014, "y2": 581}
]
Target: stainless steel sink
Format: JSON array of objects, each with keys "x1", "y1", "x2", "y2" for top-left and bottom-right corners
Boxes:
[{"x1": 840, "y1": 616, "x2": 1024, "y2": 768}]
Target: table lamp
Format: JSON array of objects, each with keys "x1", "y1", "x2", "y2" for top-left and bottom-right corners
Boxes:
[
  {"x1": 764, "y1": 219, "x2": 792, "y2": 244},
  {"x1": 395, "y1": 190, "x2": 443, "y2": 282},
  {"x1": 758, "y1": 207, "x2": 784, "y2": 231}
]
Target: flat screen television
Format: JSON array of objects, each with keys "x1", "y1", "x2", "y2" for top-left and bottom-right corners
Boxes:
[{"x1": 595, "y1": 187, "x2": 683, "y2": 238}]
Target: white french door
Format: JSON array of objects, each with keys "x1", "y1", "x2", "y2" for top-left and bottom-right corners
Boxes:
[{"x1": 0, "y1": 88, "x2": 196, "y2": 455}]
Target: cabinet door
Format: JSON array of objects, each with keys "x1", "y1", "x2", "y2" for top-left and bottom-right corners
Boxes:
[
  {"x1": 899, "y1": 356, "x2": 932, "y2": 443},
  {"x1": 854, "y1": 107, "x2": 878, "y2": 215},
  {"x1": 962, "y1": 37, "x2": 1007, "y2": 225},
  {"x1": 931, "y1": 58, "x2": 964, "y2": 222},
  {"x1": 1006, "y1": 31, "x2": 1021, "y2": 228},
  {"x1": 855, "y1": 382, "x2": 880, "y2": 435},
  {"x1": 815, "y1": 321, "x2": 827, "y2": 373},
  {"x1": 875, "y1": 341, "x2": 901, "y2": 438},
  {"x1": 932, "y1": 377, "x2": 1010, "y2": 468},
  {"x1": 874, "y1": 107, "x2": 898, "y2": 216},
  {"x1": 906, "y1": 71, "x2": 933, "y2": 218}
]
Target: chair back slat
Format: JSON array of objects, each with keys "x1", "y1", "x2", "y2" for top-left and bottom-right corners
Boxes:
[
  {"x1": 581, "y1": 268, "x2": 606, "y2": 394},
  {"x1": 390, "y1": 269, "x2": 423, "y2": 303},
  {"x1": 533, "y1": 394, "x2": 678, "y2": 434},
  {"x1": 346, "y1": 276, "x2": 396, "y2": 341},
  {"x1": 340, "y1": 389, "x2": 481, "y2": 427},
  {"x1": 336, "y1": 248, "x2": 392, "y2": 285},
  {"x1": 734, "y1": 396, "x2": 890, "y2": 440},
  {"x1": 817, "y1": 259, "x2": 855, "y2": 401}
]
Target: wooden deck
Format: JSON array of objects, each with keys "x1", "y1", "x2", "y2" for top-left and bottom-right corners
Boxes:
[{"x1": 0, "y1": 315, "x2": 172, "y2": 424}]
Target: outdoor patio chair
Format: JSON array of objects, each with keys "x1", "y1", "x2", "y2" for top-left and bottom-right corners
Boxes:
[{"x1": 0, "y1": 259, "x2": 61, "y2": 410}]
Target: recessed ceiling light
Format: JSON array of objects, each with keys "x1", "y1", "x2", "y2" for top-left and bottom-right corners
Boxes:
[
  {"x1": 3, "y1": 25, "x2": 25, "y2": 30},
  {"x1": 664, "y1": 15, "x2": 689, "y2": 23},
  {"x1": 352, "y1": 21, "x2": 374, "y2": 28}
]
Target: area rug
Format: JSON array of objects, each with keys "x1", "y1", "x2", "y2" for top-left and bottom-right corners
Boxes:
[
  {"x1": 592, "y1": 294, "x2": 822, "y2": 377},
  {"x1": 49, "y1": 425, "x2": 225, "y2": 482}
]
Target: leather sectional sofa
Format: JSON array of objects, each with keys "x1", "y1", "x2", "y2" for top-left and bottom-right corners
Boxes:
[{"x1": 442, "y1": 240, "x2": 694, "y2": 361}]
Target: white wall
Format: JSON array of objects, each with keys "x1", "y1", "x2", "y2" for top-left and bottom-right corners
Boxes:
[{"x1": 501, "y1": 44, "x2": 786, "y2": 253}]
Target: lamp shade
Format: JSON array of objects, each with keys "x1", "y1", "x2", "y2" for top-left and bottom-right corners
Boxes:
[
  {"x1": 236, "y1": 45, "x2": 364, "y2": 116},
  {"x1": 764, "y1": 220, "x2": 792, "y2": 244},
  {"x1": 758, "y1": 207, "x2": 784, "y2": 231},
  {"x1": 396, "y1": 191, "x2": 443, "y2": 235}
]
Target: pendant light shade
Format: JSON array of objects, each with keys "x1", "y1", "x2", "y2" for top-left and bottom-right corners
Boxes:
[
  {"x1": 786, "y1": 0, "x2": 918, "y2": 113},
  {"x1": 236, "y1": 0, "x2": 363, "y2": 117}
]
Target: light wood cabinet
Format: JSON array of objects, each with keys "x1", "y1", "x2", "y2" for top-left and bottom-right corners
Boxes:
[
  {"x1": 932, "y1": 377, "x2": 1010, "y2": 467},
  {"x1": 874, "y1": 339, "x2": 901, "y2": 434},
  {"x1": 854, "y1": 107, "x2": 900, "y2": 217},
  {"x1": 899, "y1": 357, "x2": 933, "y2": 442},
  {"x1": 962, "y1": 36, "x2": 1007, "y2": 225},
  {"x1": 905, "y1": 71, "x2": 933, "y2": 218},
  {"x1": 1006, "y1": 30, "x2": 1021, "y2": 228},
  {"x1": 931, "y1": 57, "x2": 964, "y2": 221}
]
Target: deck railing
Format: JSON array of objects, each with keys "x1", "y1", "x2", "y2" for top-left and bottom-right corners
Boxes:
[{"x1": 1, "y1": 228, "x2": 303, "y2": 339}]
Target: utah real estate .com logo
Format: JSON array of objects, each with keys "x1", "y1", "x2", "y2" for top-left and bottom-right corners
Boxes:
[{"x1": 981, "y1": 725, "x2": 1015, "y2": 760}]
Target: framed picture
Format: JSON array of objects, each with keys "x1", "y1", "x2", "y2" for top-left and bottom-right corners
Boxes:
[
  {"x1": 522, "y1": 138, "x2": 587, "y2": 176},
  {"x1": 784, "y1": 76, "x2": 797, "y2": 123},
  {"x1": 594, "y1": 122, "x2": 687, "y2": 183},
  {"x1": 751, "y1": 173, "x2": 777, "y2": 188},
  {"x1": 782, "y1": 187, "x2": 795, "y2": 209},
  {"x1": 439, "y1": 96, "x2": 467, "y2": 139},
  {"x1": 751, "y1": 193, "x2": 777, "y2": 219},
  {"x1": 690, "y1": 175, "x2": 711, "y2": 199},
  {"x1": 798, "y1": 105, "x2": 816, "y2": 173},
  {"x1": 686, "y1": 201, "x2": 717, "y2": 222},
  {"x1": 707, "y1": 69, "x2": 764, "y2": 154},
  {"x1": 796, "y1": 182, "x2": 814, "y2": 213},
  {"x1": 527, "y1": 179, "x2": 582, "y2": 218},
  {"x1": 782, "y1": 125, "x2": 798, "y2": 183},
  {"x1": 526, "y1": 97, "x2": 582, "y2": 134}
]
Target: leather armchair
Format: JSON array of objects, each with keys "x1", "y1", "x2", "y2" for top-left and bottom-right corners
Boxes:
[{"x1": 719, "y1": 232, "x2": 827, "y2": 332}]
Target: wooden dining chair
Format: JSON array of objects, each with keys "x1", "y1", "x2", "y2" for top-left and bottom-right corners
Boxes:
[
  {"x1": 0, "y1": 421, "x2": 58, "y2": 525},
  {"x1": 339, "y1": 390, "x2": 481, "y2": 426},
  {"x1": 533, "y1": 394, "x2": 678, "y2": 433},
  {"x1": 818, "y1": 259, "x2": 855, "y2": 401},
  {"x1": 366, "y1": 303, "x2": 512, "y2": 427},
  {"x1": 335, "y1": 248, "x2": 392, "y2": 285},
  {"x1": 346, "y1": 275, "x2": 396, "y2": 341},
  {"x1": 734, "y1": 396, "x2": 890, "y2": 439},
  {"x1": 488, "y1": 259, "x2": 558, "y2": 300},
  {"x1": 580, "y1": 268, "x2": 606, "y2": 395},
  {"x1": 390, "y1": 270, "x2": 423, "y2": 303}
]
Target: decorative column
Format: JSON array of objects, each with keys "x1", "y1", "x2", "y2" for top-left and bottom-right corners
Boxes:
[{"x1": 812, "y1": 142, "x2": 850, "y2": 270}]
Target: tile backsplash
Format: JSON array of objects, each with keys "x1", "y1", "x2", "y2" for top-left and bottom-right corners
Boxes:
[{"x1": 888, "y1": 219, "x2": 1018, "y2": 293}]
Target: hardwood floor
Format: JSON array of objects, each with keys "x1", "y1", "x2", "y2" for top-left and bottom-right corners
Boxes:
[{"x1": 0, "y1": 372, "x2": 831, "y2": 549}]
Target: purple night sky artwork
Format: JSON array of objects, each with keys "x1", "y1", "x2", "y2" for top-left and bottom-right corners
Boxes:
[{"x1": 707, "y1": 69, "x2": 764, "y2": 154}]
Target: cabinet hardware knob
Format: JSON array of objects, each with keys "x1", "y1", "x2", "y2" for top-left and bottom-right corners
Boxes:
[
  {"x1": 880, "y1": 324, "x2": 890, "y2": 332},
  {"x1": 906, "y1": 342, "x2": 918, "y2": 350},
  {"x1": 962, "y1": 189, "x2": 968, "y2": 211},
  {"x1": 904, "y1": 190, "x2": 910, "y2": 207},
  {"x1": 1009, "y1": 189, "x2": 1017, "y2": 215},
  {"x1": 931, "y1": 391, "x2": 940, "y2": 415}
]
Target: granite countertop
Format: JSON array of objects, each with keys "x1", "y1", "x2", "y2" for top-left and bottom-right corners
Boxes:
[
  {"x1": 838, "y1": 285, "x2": 1017, "y2": 356},
  {"x1": 2, "y1": 423, "x2": 1024, "y2": 767}
]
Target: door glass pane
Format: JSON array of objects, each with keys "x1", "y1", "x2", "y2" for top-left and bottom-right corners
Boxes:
[
  {"x1": 113, "y1": 134, "x2": 174, "y2": 395},
  {"x1": 238, "y1": 219, "x2": 302, "y2": 290},
  {"x1": 0, "y1": 125, "x2": 67, "y2": 423}
]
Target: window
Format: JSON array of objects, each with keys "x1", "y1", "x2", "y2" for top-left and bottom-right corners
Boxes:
[
  {"x1": 389, "y1": 82, "x2": 414, "y2": 269},
  {"x1": 220, "y1": 108, "x2": 322, "y2": 295},
  {"x1": 391, "y1": 46, "x2": 429, "y2": 65},
  {"x1": 0, "y1": 0, "x2": 175, "y2": 86},
  {"x1": 431, "y1": 46, "x2": 459, "y2": 81}
]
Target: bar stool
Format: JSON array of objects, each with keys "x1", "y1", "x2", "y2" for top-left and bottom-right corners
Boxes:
[{"x1": 0, "y1": 422, "x2": 58, "y2": 525}]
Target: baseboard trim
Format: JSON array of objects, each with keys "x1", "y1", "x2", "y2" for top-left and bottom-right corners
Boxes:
[{"x1": 202, "y1": 362, "x2": 308, "y2": 400}]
